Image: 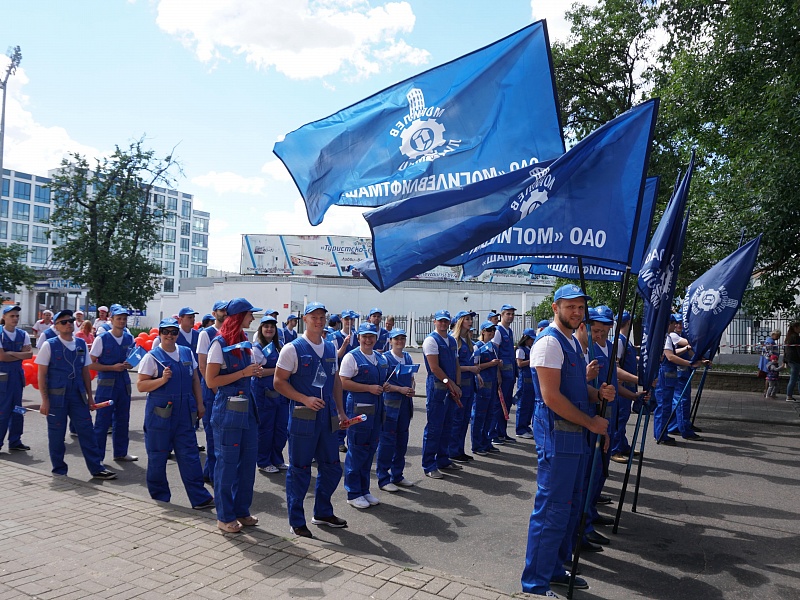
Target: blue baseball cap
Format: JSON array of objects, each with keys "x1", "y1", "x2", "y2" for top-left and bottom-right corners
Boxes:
[
  {"x1": 226, "y1": 298, "x2": 263, "y2": 316},
  {"x1": 178, "y1": 307, "x2": 198, "y2": 317},
  {"x1": 201, "y1": 313, "x2": 213, "y2": 322},
  {"x1": 328, "y1": 314, "x2": 342, "y2": 324},
  {"x1": 357, "y1": 323, "x2": 379, "y2": 336},
  {"x1": 341, "y1": 310, "x2": 357, "y2": 319},
  {"x1": 2, "y1": 305, "x2": 20, "y2": 315},
  {"x1": 500, "y1": 304, "x2": 516, "y2": 312},
  {"x1": 304, "y1": 302, "x2": 327, "y2": 315},
  {"x1": 537, "y1": 319, "x2": 550, "y2": 329},
  {"x1": 670, "y1": 313, "x2": 682, "y2": 323},
  {"x1": 480, "y1": 321, "x2": 497, "y2": 331},
  {"x1": 554, "y1": 284, "x2": 592, "y2": 302},
  {"x1": 265, "y1": 308, "x2": 279, "y2": 315},
  {"x1": 616, "y1": 310, "x2": 632, "y2": 323},
  {"x1": 260, "y1": 315, "x2": 278, "y2": 324},
  {"x1": 159, "y1": 317, "x2": 179, "y2": 329},
  {"x1": 487, "y1": 311, "x2": 499, "y2": 319},
  {"x1": 389, "y1": 328, "x2": 407, "y2": 338},
  {"x1": 522, "y1": 328, "x2": 537, "y2": 338},
  {"x1": 368, "y1": 307, "x2": 383, "y2": 317},
  {"x1": 53, "y1": 309, "x2": 74, "y2": 322},
  {"x1": 286, "y1": 314, "x2": 299, "y2": 321},
  {"x1": 453, "y1": 310, "x2": 477, "y2": 321},
  {"x1": 434, "y1": 310, "x2": 451, "y2": 321},
  {"x1": 594, "y1": 305, "x2": 614, "y2": 323},
  {"x1": 110, "y1": 306, "x2": 129, "y2": 317},
  {"x1": 212, "y1": 300, "x2": 228, "y2": 311}
]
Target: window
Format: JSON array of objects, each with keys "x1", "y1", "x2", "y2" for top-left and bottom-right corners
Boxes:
[
  {"x1": 33, "y1": 205, "x2": 49, "y2": 223},
  {"x1": 167, "y1": 196, "x2": 177, "y2": 212},
  {"x1": 180, "y1": 221, "x2": 190, "y2": 236},
  {"x1": 54, "y1": 190, "x2": 68, "y2": 207},
  {"x1": 13, "y1": 181, "x2": 31, "y2": 200},
  {"x1": 11, "y1": 223, "x2": 28, "y2": 242},
  {"x1": 50, "y1": 230, "x2": 64, "y2": 245},
  {"x1": 193, "y1": 217, "x2": 208, "y2": 233},
  {"x1": 191, "y1": 233, "x2": 207, "y2": 248},
  {"x1": 181, "y1": 200, "x2": 192, "y2": 218},
  {"x1": 179, "y1": 269, "x2": 188, "y2": 279},
  {"x1": 35, "y1": 185, "x2": 51, "y2": 204},
  {"x1": 31, "y1": 246, "x2": 48, "y2": 265},
  {"x1": 32, "y1": 225, "x2": 48, "y2": 244},
  {"x1": 179, "y1": 253, "x2": 189, "y2": 268},
  {"x1": 165, "y1": 213, "x2": 177, "y2": 226},
  {"x1": 163, "y1": 228, "x2": 176, "y2": 243},
  {"x1": 191, "y1": 249, "x2": 207, "y2": 263},
  {"x1": 180, "y1": 237, "x2": 189, "y2": 252},
  {"x1": 163, "y1": 262, "x2": 175, "y2": 276},
  {"x1": 191, "y1": 264, "x2": 207, "y2": 278},
  {"x1": 152, "y1": 245, "x2": 162, "y2": 259},
  {"x1": 0, "y1": 199, "x2": 7, "y2": 218},
  {"x1": 163, "y1": 279, "x2": 174, "y2": 293},
  {"x1": 2, "y1": 178, "x2": 8, "y2": 197},
  {"x1": 164, "y1": 245, "x2": 175, "y2": 259},
  {"x1": 12, "y1": 202, "x2": 30, "y2": 220},
  {"x1": 0, "y1": 221, "x2": 6, "y2": 239}
]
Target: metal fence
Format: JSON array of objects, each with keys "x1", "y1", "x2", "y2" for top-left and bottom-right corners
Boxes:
[
  {"x1": 411, "y1": 313, "x2": 537, "y2": 346},
  {"x1": 725, "y1": 314, "x2": 796, "y2": 355}
]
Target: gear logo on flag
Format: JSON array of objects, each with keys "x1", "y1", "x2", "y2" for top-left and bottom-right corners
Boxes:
[
  {"x1": 511, "y1": 166, "x2": 554, "y2": 219},
  {"x1": 394, "y1": 88, "x2": 453, "y2": 161},
  {"x1": 688, "y1": 284, "x2": 739, "y2": 316}
]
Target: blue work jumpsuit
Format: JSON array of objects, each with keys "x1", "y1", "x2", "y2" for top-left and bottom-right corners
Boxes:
[
  {"x1": 376, "y1": 350, "x2": 414, "y2": 487},
  {"x1": 92, "y1": 330, "x2": 134, "y2": 459},
  {"x1": 251, "y1": 341, "x2": 289, "y2": 469},
  {"x1": 0, "y1": 329, "x2": 27, "y2": 450},
  {"x1": 448, "y1": 336, "x2": 475, "y2": 458},
  {"x1": 421, "y1": 332, "x2": 457, "y2": 473}
]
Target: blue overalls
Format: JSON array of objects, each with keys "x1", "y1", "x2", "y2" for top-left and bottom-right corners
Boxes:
[
  {"x1": 654, "y1": 335, "x2": 678, "y2": 440},
  {"x1": 251, "y1": 341, "x2": 288, "y2": 469},
  {"x1": 44, "y1": 337, "x2": 106, "y2": 476},
  {"x1": 285, "y1": 337, "x2": 341, "y2": 528},
  {"x1": 283, "y1": 328, "x2": 298, "y2": 343},
  {"x1": 522, "y1": 327, "x2": 590, "y2": 595},
  {"x1": 515, "y1": 344, "x2": 535, "y2": 436},
  {"x1": 333, "y1": 329, "x2": 358, "y2": 448},
  {"x1": 92, "y1": 330, "x2": 134, "y2": 459},
  {"x1": 143, "y1": 346, "x2": 212, "y2": 507},
  {"x1": 210, "y1": 338, "x2": 259, "y2": 523},
  {"x1": 0, "y1": 329, "x2": 27, "y2": 450},
  {"x1": 344, "y1": 349, "x2": 387, "y2": 499},
  {"x1": 201, "y1": 325, "x2": 218, "y2": 483},
  {"x1": 448, "y1": 336, "x2": 475, "y2": 458},
  {"x1": 671, "y1": 339, "x2": 695, "y2": 438},
  {"x1": 376, "y1": 350, "x2": 414, "y2": 487},
  {"x1": 472, "y1": 341, "x2": 498, "y2": 453},
  {"x1": 611, "y1": 333, "x2": 637, "y2": 455},
  {"x1": 375, "y1": 328, "x2": 389, "y2": 354},
  {"x1": 421, "y1": 332, "x2": 457, "y2": 473},
  {"x1": 491, "y1": 325, "x2": 515, "y2": 441}
]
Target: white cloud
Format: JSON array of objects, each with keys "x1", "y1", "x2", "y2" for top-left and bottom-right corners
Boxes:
[
  {"x1": 155, "y1": 0, "x2": 430, "y2": 80},
  {"x1": 260, "y1": 159, "x2": 292, "y2": 181},
  {"x1": 530, "y1": 0, "x2": 599, "y2": 43},
  {"x1": 0, "y1": 63, "x2": 102, "y2": 175},
  {"x1": 191, "y1": 171, "x2": 267, "y2": 195}
]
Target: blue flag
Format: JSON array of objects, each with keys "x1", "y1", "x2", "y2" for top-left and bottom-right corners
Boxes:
[
  {"x1": 274, "y1": 21, "x2": 564, "y2": 226},
  {"x1": 637, "y1": 153, "x2": 695, "y2": 389},
  {"x1": 681, "y1": 235, "x2": 761, "y2": 362},
  {"x1": 223, "y1": 340, "x2": 253, "y2": 353},
  {"x1": 363, "y1": 100, "x2": 658, "y2": 292},
  {"x1": 125, "y1": 345, "x2": 147, "y2": 369},
  {"x1": 397, "y1": 364, "x2": 420, "y2": 375}
]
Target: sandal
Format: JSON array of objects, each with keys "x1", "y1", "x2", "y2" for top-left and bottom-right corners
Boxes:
[
  {"x1": 238, "y1": 515, "x2": 259, "y2": 527},
  {"x1": 217, "y1": 520, "x2": 242, "y2": 533}
]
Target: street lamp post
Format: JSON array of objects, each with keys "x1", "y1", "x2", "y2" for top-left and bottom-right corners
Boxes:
[{"x1": 0, "y1": 46, "x2": 22, "y2": 182}]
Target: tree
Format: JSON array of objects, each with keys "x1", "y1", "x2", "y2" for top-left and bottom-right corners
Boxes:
[
  {"x1": 0, "y1": 244, "x2": 36, "y2": 294},
  {"x1": 47, "y1": 140, "x2": 182, "y2": 310}
]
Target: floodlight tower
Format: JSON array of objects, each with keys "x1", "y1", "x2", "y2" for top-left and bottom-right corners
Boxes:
[{"x1": 0, "y1": 46, "x2": 22, "y2": 180}]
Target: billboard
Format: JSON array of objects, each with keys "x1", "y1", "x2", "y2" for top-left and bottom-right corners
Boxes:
[{"x1": 240, "y1": 234, "x2": 552, "y2": 285}]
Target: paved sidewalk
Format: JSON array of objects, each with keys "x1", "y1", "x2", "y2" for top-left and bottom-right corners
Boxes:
[{"x1": 0, "y1": 460, "x2": 529, "y2": 600}]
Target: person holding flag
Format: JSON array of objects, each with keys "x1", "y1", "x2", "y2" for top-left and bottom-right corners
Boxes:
[
  {"x1": 251, "y1": 315, "x2": 288, "y2": 474},
  {"x1": 521, "y1": 285, "x2": 615, "y2": 596},
  {"x1": 376, "y1": 329, "x2": 417, "y2": 491},
  {"x1": 197, "y1": 300, "x2": 228, "y2": 485},
  {"x1": 490, "y1": 304, "x2": 517, "y2": 445},
  {"x1": 205, "y1": 298, "x2": 263, "y2": 534},
  {"x1": 274, "y1": 302, "x2": 349, "y2": 539},
  {"x1": 449, "y1": 310, "x2": 479, "y2": 463},
  {"x1": 0, "y1": 305, "x2": 32, "y2": 453},
  {"x1": 472, "y1": 322, "x2": 502, "y2": 456},
  {"x1": 137, "y1": 318, "x2": 213, "y2": 510},
  {"x1": 668, "y1": 316, "x2": 706, "y2": 441}
]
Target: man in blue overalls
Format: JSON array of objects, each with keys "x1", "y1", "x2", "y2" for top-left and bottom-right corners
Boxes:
[
  {"x1": 654, "y1": 314, "x2": 683, "y2": 445},
  {"x1": 0, "y1": 305, "x2": 32, "y2": 452},
  {"x1": 274, "y1": 302, "x2": 348, "y2": 539},
  {"x1": 197, "y1": 300, "x2": 228, "y2": 484},
  {"x1": 491, "y1": 304, "x2": 517, "y2": 444},
  {"x1": 333, "y1": 310, "x2": 359, "y2": 453},
  {"x1": 90, "y1": 305, "x2": 137, "y2": 462},
  {"x1": 283, "y1": 314, "x2": 299, "y2": 343},
  {"x1": 367, "y1": 308, "x2": 390, "y2": 354},
  {"x1": 666, "y1": 316, "x2": 705, "y2": 441},
  {"x1": 521, "y1": 285, "x2": 615, "y2": 597},
  {"x1": 36, "y1": 310, "x2": 116, "y2": 480},
  {"x1": 610, "y1": 310, "x2": 639, "y2": 462}
]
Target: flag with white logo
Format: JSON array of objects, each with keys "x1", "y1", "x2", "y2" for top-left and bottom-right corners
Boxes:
[
  {"x1": 274, "y1": 21, "x2": 564, "y2": 226},
  {"x1": 362, "y1": 100, "x2": 658, "y2": 292},
  {"x1": 681, "y1": 235, "x2": 761, "y2": 361}
]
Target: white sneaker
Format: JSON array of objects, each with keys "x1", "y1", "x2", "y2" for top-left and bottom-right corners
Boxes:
[
  {"x1": 543, "y1": 592, "x2": 560, "y2": 598},
  {"x1": 380, "y1": 483, "x2": 399, "y2": 492},
  {"x1": 395, "y1": 478, "x2": 415, "y2": 487},
  {"x1": 364, "y1": 493, "x2": 380, "y2": 505},
  {"x1": 516, "y1": 432, "x2": 534, "y2": 439},
  {"x1": 425, "y1": 470, "x2": 444, "y2": 479},
  {"x1": 259, "y1": 465, "x2": 279, "y2": 473},
  {"x1": 277, "y1": 463, "x2": 289, "y2": 471},
  {"x1": 347, "y1": 496, "x2": 370, "y2": 509}
]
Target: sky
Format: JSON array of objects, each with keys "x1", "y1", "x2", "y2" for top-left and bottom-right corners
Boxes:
[{"x1": 0, "y1": 0, "x2": 592, "y2": 273}]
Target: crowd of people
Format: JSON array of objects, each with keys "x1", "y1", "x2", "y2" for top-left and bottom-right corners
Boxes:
[{"x1": 2, "y1": 296, "x2": 799, "y2": 597}]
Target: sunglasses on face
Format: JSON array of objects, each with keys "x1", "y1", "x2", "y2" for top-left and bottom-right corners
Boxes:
[
  {"x1": 160, "y1": 329, "x2": 180, "y2": 336},
  {"x1": 57, "y1": 318, "x2": 76, "y2": 325}
]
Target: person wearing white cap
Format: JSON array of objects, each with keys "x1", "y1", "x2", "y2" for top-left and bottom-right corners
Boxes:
[
  {"x1": 92, "y1": 306, "x2": 110, "y2": 334},
  {"x1": 32, "y1": 310, "x2": 54, "y2": 340},
  {"x1": 73, "y1": 310, "x2": 86, "y2": 331},
  {"x1": 0, "y1": 305, "x2": 33, "y2": 452}
]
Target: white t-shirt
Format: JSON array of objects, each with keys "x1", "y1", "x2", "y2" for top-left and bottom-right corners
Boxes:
[
  {"x1": 138, "y1": 348, "x2": 198, "y2": 377},
  {"x1": 35, "y1": 337, "x2": 92, "y2": 367},
  {"x1": 4, "y1": 328, "x2": 31, "y2": 348},
  {"x1": 152, "y1": 328, "x2": 195, "y2": 352},
  {"x1": 531, "y1": 329, "x2": 582, "y2": 370},
  {"x1": 32, "y1": 320, "x2": 53, "y2": 336},
  {"x1": 665, "y1": 332, "x2": 681, "y2": 352},
  {"x1": 197, "y1": 329, "x2": 213, "y2": 356},
  {"x1": 492, "y1": 324, "x2": 512, "y2": 347},
  {"x1": 340, "y1": 350, "x2": 378, "y2": 378},
  {"x1": 422, "y1": 332, "x2": 449, "y2": 356},
  {"x1": 89, "y1": 332, "x2": 125, "y2": 358},
  {"x1": 36, "y1": 326, "x2": 57, "y2": 349},
  {"x1": 516, "y1": 347, "x2": 527, "y2": 360},
  {"x1": 276, "y1": 334, "x2": 337, "y2": 375},
  {"x1": 93, "y1": 318, "x2": 109, "y2": 330}
]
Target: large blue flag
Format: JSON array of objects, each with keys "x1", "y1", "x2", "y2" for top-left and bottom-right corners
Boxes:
[
  {"x1": 637, "y1": 152, "x2": 695, "y2": 389},
  {"x1": 363, "y1": 99, "x2": 658, "y2": 292},
  {"x1": 461, "y1": 176, "x2": 660, "y2": 280},
  {"x1": 274, "y1": 21, "x2": 564, "y2": 226},
  {"x1": 681, "y1": 235, "x2": 761, "y2": 362}
]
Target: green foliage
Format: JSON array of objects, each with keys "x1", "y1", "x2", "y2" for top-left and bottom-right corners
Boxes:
[
  {"x1": 47, "y1": 139, "x2": 182, "y2": 310},
  {"x1": 0, "y1": 244, "x2": 36, "y2": 293}
]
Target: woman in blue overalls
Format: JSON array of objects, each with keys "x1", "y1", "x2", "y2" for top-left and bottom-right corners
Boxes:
[
  {"x1": 340, "y1": 323, "x2": 388, "y2": 508},
  {"x1": 251, "y1": 315, "x2": 289, "y2": 473},
  {"x1": 448, "y1": 311, "x2": 479, "y2": 462},
  {"x1": 137, "y1": 318, "x2": 213, "y2": 509},
  {"x1": 471, "y1": 322, "x2": 502, "y2": 455},
  {"x1": 376, "y1": 329, "x2": 416, "y2": 491},
  {"x1": 514, "y1": 328, "x2": 536, "y2": 439},
  {"x1": 0, "y1": 305, "x2": 32, "y2": 453},
  {"x1": 205, "y1": 298, "x2": 263, "y2": 533}
]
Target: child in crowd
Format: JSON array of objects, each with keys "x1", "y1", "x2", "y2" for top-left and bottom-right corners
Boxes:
[{"x1": 766, "y1": 354, "x2": 785, "y2": 398}]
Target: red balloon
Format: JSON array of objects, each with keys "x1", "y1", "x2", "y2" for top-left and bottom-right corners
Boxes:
[
  {"x1": 143, "y1": 339, "x2": 153, "y2": 351},
  {"x1": 193, "y1": 323, "x2": 200, "y2": 330},
  {"x1": 22, "y1": 362, "x2": 36, "y2": 387},
  {"x1": 148, "y1": 332, "x2": 158, "y2": 340},
  {"x1": 90, "y1": 369, "x2": 98, "y2": 381},
  {"x1": 149, "y1": 328, "x2": 159, "y2": 334}
]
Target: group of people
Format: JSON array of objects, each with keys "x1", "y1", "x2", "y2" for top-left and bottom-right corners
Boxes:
[{"x1": 757, "y1": 322, "x2": 800, "y2": 401}]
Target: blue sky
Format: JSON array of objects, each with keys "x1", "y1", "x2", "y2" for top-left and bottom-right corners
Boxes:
[{"x1": 0, "y1": 1, "x2": 586, "y2": 272}]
